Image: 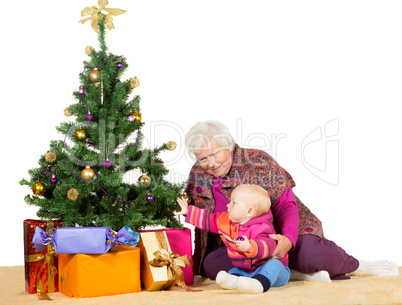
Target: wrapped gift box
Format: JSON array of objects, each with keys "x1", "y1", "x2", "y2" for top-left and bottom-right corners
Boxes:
[
  {"x1": 32, "y1": 226, "x2": 139, "y2": 254},
  {"x1": 58, "y1": 245, "x2": 141, "y2": 298},
  {"x1": 23, "y1": 219, "x2": 63, "y2": 294},
  {"x1": 137, "y1": 229, "x2": 193, "y2": 291},
  {"x1": 165, "y1": 228, "x2": 194, "y2": 285}
]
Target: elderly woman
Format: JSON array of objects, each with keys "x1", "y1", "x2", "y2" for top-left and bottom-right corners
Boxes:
[{"x1": 184, "y1": 120, "x2": 398, "y2": 281}]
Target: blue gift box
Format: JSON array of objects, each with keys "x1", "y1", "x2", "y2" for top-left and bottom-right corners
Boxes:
[{"x1": 32, "y1": 226, "x2": 139, "y2": 254}]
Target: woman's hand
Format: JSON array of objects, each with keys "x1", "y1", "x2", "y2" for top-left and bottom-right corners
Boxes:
[
  {"x1": 235, "y1": 236, "x2": 252, "y2": 253},
  {"x1": 176, "y1": 197, "x2": 189, "y2": 216},
  {"x1": 269, "y1": 234, "x2": 292, "y2": 259}
]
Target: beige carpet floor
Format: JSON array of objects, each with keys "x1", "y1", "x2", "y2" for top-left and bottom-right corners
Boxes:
[{"x1": 1, "y1": 266, "x2": 401, "y2": 305}]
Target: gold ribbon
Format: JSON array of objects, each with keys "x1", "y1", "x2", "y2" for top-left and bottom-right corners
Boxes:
[
  {"x1": 79, "y1": 0, "x2": 126, "y2": 33},
  {"x1": 148, "y1": 231, "x2": 195, "y2": 292},
  {"x1": 24, "y1": 222, "x2": 58, "y2": 300}
]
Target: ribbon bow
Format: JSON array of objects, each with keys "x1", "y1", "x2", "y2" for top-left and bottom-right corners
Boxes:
[
  {"x1": 148, "y1": 248, "x2": 194, "y2": 291},
  {"x1": 79, "y1": 0, "x2": 126, "y2": 33},
  {"x1": 108, "y1": 225, "x2": 140, "y2": 249}
]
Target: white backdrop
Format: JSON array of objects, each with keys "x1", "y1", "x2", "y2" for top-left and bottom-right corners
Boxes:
[{"x1": 1, "y1": 1, "x2": 401, "y2": 266}]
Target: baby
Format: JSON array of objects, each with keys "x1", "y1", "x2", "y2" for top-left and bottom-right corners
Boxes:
[{"x1": 177, "y1": 184, "x2": 290, "y2": 294}]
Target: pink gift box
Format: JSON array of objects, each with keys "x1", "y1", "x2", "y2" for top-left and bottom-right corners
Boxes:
[
  {"x1": 165, "y1": 228, "x2": 194, "y2": 285},
  {"x1": 138, "y1": 228, "x2": 194, "y2": 285}
]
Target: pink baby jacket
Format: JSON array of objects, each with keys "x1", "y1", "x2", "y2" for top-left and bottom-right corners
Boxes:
[{"x1": 185, "y1": 205, "x2": 289, "y2": 272}]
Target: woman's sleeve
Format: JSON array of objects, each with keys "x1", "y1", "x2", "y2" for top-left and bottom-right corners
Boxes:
[
  {"x1": 271, "y1": 187, "x2": 299, "y2": 249},
  {"x1": 192, "y1": 227, "x2": 202, "y2": 275}
]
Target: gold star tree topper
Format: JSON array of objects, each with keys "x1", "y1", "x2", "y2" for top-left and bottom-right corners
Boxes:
[{"x1": 79, "y1": 0, "x2": 126, "y2": 33}]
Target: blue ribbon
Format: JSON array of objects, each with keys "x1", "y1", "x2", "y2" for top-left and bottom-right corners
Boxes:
[
  {"x1": 107, "y1": 225, "x2": 140, "y2": 249},
  {"x1": 117, "y1": 225, "x2": 140, "y2": 246}
]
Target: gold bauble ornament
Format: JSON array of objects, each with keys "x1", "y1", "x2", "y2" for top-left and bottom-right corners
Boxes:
[
  {"x1": 130, "y1": 77, "x2": 140, "y2": 88},
  {"x1": 45, "y1": 152, "x2": 57, "y2": 163},
  {"x1": 67, "y1": 188, "x2": 79, "y2": 201},
  {"x1": 182, "y1": 192, "x2": 190, "y2": 202},
  {"x1": 132, "y1": 111, "x2": 142, "y2": 122},
  {"x1": 167, "y1": 141, "x2": 177, "y2": 151},
  {"x1": 85, "y1": 46, "x2": 95, "y2": 55},
  {"x1": 89, "y1": 68, "x2": 101, "y2": 83},
  {"x1": 139, "y1": 174, "x2": 151, "y2": 186},
  {"x1": 74, "y1": 128, "x2": 88, "y2": 142},
  {"x1": 64, "y1": 107, "x2": 72, "y2": 117},
  {"x1": 81, "y1": 166, "x2": 95, "y2": 181},
  {"x1": 32, "y1": 181, "x2": 46, "y2": 196}
]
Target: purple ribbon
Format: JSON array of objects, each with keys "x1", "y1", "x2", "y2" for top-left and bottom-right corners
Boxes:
[
  {"x1": 61, "y1": 163, "x2": 138, "y2": 203},
  {"x1": 79, "y1": 94, "x2": 88, "y2": 113},
  {"x1": 40, "y1": 163, "x2": 58, "y2": 175},
  {"x1": 82, "y1": 55, "x2": 121, "y2": 74}
]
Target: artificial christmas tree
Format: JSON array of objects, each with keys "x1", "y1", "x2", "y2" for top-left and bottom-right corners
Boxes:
[{"x1": 19, "y1": 1, "x2": 183, "y2": 230}]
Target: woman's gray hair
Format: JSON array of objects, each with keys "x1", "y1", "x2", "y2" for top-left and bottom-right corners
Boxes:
[{"x1": 185, "y1": 120, "x2": 235, "y2": 159}]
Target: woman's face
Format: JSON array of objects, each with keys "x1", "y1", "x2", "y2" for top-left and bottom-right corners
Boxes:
[{"x1": 194, "y1": 142, "x2": 233, "y2": 177}]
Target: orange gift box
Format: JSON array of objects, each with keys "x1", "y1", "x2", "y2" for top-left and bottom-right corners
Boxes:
[{"x1": 58, "y1": 245, "x2": 141, "y2": 298}]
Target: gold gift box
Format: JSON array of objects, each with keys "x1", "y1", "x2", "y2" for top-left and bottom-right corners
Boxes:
[{"x1": 137, "y1": 231, "x2": 177, "y2": 291}]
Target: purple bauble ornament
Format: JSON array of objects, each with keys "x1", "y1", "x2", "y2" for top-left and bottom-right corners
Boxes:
[
  {"x1": 87, "y1": 113, "x2": 93, "y2": 121},
  {"x1": 104, "y1": 159, "x2": 111, "y2": 168},
  {"x1": 50, "y1": 177, "x2": 57, "y2": 184},
  {"x1": 235, "y1": 237, "x2": 244, "y2": 241},
  {"x1": 78, "y1": 87, "x2": 86, "y2": 95},
  {"x1": 117, "y1": 62, "x2": 123, "y2": 69},
  {"x1": 147, "y1": 194, "x2": 154, "y2": 202},
  {"x1": 128, "y1": 115, "x2": 135, "y2": 123}
]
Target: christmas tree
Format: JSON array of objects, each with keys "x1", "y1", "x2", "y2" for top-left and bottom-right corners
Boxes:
[{"x1": 19, "y1": 1, "x2": 183, "y2": 230}]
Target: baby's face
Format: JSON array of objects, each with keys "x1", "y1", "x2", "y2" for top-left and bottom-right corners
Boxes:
[{"x1": 226, "y1": 189, "x2": 250, "y2": 224}]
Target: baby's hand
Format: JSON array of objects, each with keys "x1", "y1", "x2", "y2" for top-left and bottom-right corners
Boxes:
[
  {"x1": 235, "y1": 236, "x2": 252, "y2": 252},
  {"x1": 176, "y1": 197, "x2": 189, "y2": 216}
]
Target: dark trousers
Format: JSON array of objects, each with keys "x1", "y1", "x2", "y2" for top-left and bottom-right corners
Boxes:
[{"x1": 202, "y1": 235, "x2": 359, "y2": 280}]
